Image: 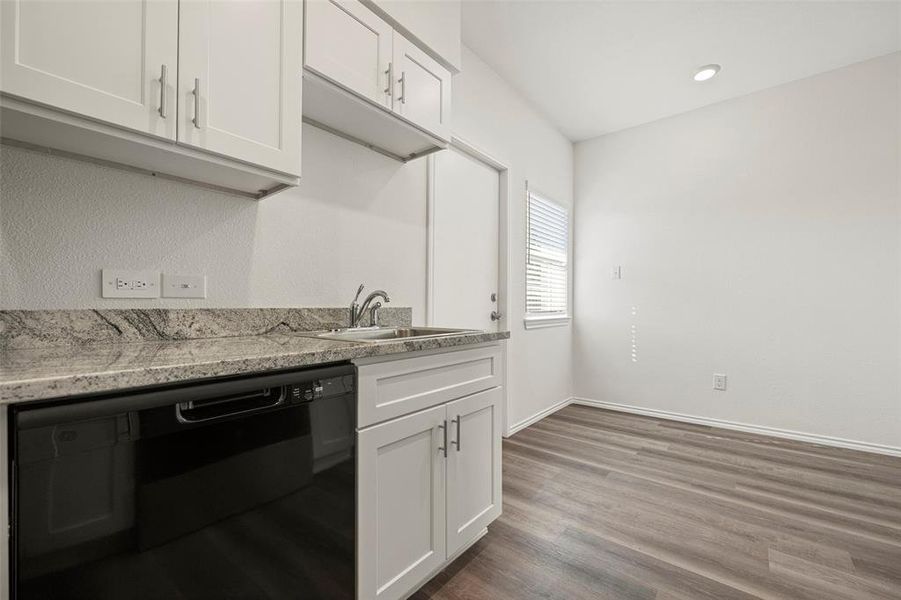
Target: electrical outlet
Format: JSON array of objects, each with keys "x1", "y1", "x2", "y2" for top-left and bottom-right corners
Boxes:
[
  {"x1": 162, "y1": 274, "x2": 207, "y2": 298},
  {"x1": 610, "y1": 265, "x2": 622, "y2": 280},
  {"x1": 713, "y1": 373, "x2": 727, "y2": 391},
  {"x1": 102, "y1": 269, "x2": 160, "y2": 298}
]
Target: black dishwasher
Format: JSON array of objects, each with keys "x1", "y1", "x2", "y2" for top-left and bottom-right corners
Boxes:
[{"x1": 9, "y1": 364, "x2": 356, "y2": 600}]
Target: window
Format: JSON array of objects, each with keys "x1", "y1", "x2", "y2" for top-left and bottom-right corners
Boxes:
[{"x1": 525, "y1": 188, "x2": 570, "y2": 327}]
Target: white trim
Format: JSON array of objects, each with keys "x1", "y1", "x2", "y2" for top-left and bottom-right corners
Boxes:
[
  {"x1": 523, "y1": 315, "x2": 571, "y2": 329},
  {"x1": 506, "y1": 396, "x2": 573, "y2": 437},
  {"x1": 451, "y1": 135, "x2": 508, "y2": 171},
  {"x1": 425, "y1": 154, "x2": 437, "y2": 325},
  {"x1": 572, "y1": 398, "x2": 901, "y2": 458}
]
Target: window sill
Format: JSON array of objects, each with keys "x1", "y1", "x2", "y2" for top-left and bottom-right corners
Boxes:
[{"x1": 523, "y1": 315, "x2": 572, "y2": 329}]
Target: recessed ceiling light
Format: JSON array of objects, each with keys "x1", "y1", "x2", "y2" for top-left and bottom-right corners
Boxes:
[{"x1": 693, "y1": 64, "x2": 721, "y2": 82}]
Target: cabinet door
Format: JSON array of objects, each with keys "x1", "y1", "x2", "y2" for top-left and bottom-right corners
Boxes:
[
  {"x1": 358, "y1": 405, "x2": 447, "y2": 600},
  {"x1": 446, "y1": 387, "x2": 503, "y2": 556},
  {"x1": 304, "y1": 0, "x2": 393, "y2": 109},
  {"x1": 392, "y1": 32, "x2": 451, "y2": 141},
  {"x1": 178, "y1": 0, "x2": 302, "y2": 176},
  {"x1": 0, "y1": 0, "x2": 178, "y2": 140}
]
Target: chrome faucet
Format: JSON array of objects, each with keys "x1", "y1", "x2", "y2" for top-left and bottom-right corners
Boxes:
[
  {"x1": 369, "y1": 301, "x2": 382, "y2": 328},
  {"x1": 349, "y1": 284, "x2": 390, "y2": 328}
]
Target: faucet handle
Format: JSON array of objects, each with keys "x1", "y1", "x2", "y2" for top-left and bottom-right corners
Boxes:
[{"x1": 352, "y1": 283, "x2": 365, "y2": 303}]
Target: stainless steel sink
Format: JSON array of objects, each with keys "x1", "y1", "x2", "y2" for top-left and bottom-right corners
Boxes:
[{"x1": 309, "y1": 326, "x2": 478, "y2": 343}]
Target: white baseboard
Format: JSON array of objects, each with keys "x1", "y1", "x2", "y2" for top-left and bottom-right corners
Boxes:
[
  {"x1": 506, "y1": 397, "x2": 573, "y2": 437},
  {"x1": 572, "y1": 398, "x2": 901, "y2": 458}
]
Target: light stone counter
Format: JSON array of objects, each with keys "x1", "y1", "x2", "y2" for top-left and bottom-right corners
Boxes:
[{"x1": 0, "y1": 312, "x2": 509, "y2": 403}]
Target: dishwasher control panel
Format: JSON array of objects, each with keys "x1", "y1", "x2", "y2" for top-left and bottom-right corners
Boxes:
[{"x1": 289, "y1": 374, "x2": 354, "y2": 403}]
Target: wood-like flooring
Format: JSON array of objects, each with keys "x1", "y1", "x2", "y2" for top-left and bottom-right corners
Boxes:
[{"x1": 413, "y1": 405, "x2": 901, "y2": 600}]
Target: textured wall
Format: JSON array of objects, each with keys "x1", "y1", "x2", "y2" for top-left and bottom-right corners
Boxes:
[
  {"x1": 0, "y1": 124, "x2": 428, "y2": 317},
  {"x1": 574, "y1": 53, "x2": 901, "y2": 450}
]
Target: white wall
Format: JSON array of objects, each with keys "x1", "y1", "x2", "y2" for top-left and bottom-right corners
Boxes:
[
  {"x1": 454, "y1": 46, "x2": 574, "y2": 432},
  {"x1": 1, "y1": 124, "x2": 428, "y2": 315},
  {"x1": 574, "y1": 53, "x2": 901, "y2": 451}
]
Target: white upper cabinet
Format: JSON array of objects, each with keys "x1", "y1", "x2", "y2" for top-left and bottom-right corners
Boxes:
[
  {"x1": 0, "y1": 0, "x2": 178, "y2": 140},
  {"x1": 392, "y1": 33, "x2": 451, "y2": 143},
  {"x1": 0, "y1": 0, "x2": 302, "y2": 196},
  {"x1": 302, "y1": 0, "x2": 452, "y2": 159},
  {"x1": 178, "y1": 0, "x2": 302, "y2": 176},
  {"x1": 365, "y1": 0, "x2": 461, "y2": 73},
  {"x1": 304, "y1": 0, "x2": 393, "y2": 108}
]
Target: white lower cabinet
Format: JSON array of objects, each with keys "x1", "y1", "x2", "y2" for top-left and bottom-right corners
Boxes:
[
  {"x1": 357, "y1": 404, "x2": 447, "y2": 600},
  {"x1": 445, "y1": 387, "x2": 503, "y2": 556},
  {"x1": 356, "y1": 345, "x2": 505, "y2": 600}
]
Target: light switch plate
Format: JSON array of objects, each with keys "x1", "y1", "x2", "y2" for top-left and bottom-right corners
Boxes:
[
  {"x1": 713, "y1": 373, "x2": 728, "y2": 391},
  {"x1": 162, "y1": 274, "x2": 207, "y2": 298},
  {"x1": 101, "y1": 269, "x2": 160, "y2": 298}
]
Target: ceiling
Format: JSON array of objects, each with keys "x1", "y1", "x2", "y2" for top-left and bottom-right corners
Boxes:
[{"x1": 461, "y1": 1, "x2": 901, "y2": 141}]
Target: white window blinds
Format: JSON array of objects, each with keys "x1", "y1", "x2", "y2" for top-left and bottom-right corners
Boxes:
[{"x1": 526, "y1": 190, "x2": 569, "y2": 315}]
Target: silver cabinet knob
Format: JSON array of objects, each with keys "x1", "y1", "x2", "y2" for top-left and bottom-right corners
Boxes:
[{"x1": 490, "y1": 311, "x2": 503, "y2": 321}]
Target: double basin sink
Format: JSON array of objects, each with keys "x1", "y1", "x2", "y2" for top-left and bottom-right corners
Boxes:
[{"x1": 304, "y1": 326, "x2": 477, "y2": 344}]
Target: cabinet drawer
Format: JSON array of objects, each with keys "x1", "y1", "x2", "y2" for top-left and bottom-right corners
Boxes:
[{"x1": 356, "y1": 345, "x2": 503, "y2": 428}]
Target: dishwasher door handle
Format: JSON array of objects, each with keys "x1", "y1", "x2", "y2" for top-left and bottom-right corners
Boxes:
[{"x1": 175, "y1": 388, "x2": 286, "y2": 424}]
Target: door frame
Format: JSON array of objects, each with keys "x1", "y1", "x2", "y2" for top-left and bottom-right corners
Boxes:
[
  {"x1": 426, "y1": 135, "x2": 510, "y2": 435},
  {"x1": 425, "y1": 136, "x2": 510, "y2": 332}
]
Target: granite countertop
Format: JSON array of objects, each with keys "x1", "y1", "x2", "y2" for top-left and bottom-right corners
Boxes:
[{"x1": 0, "y1": 330, "x2": 510, "y2": 404}]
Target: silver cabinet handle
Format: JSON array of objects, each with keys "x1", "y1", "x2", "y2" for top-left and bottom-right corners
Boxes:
[
  {"x1": 451, "y1": 415, "x2": 461, "y2": 451},
  {"x1": 398, "y1": 71, "x2": 406, "y2": 104},
  {"x1": 384, "y1": 62, "x2": 393, "y2": 96},
  {"x1": 490, "y1": 311, "x2": 503, "y2": 321},
  {"x1": 438, "y1": 420, "x2": 448, "y2": 458},
  {"x1": 192, "y1": 77, "x2": 202, "y2": 129},
  {"x1": 158, "y1": 64, "x2": 168, "y2": 118}
]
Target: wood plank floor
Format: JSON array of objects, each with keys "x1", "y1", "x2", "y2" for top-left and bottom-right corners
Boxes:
[{"x1": 412, "y1": 405, "x2": 901, "y2": 600}]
